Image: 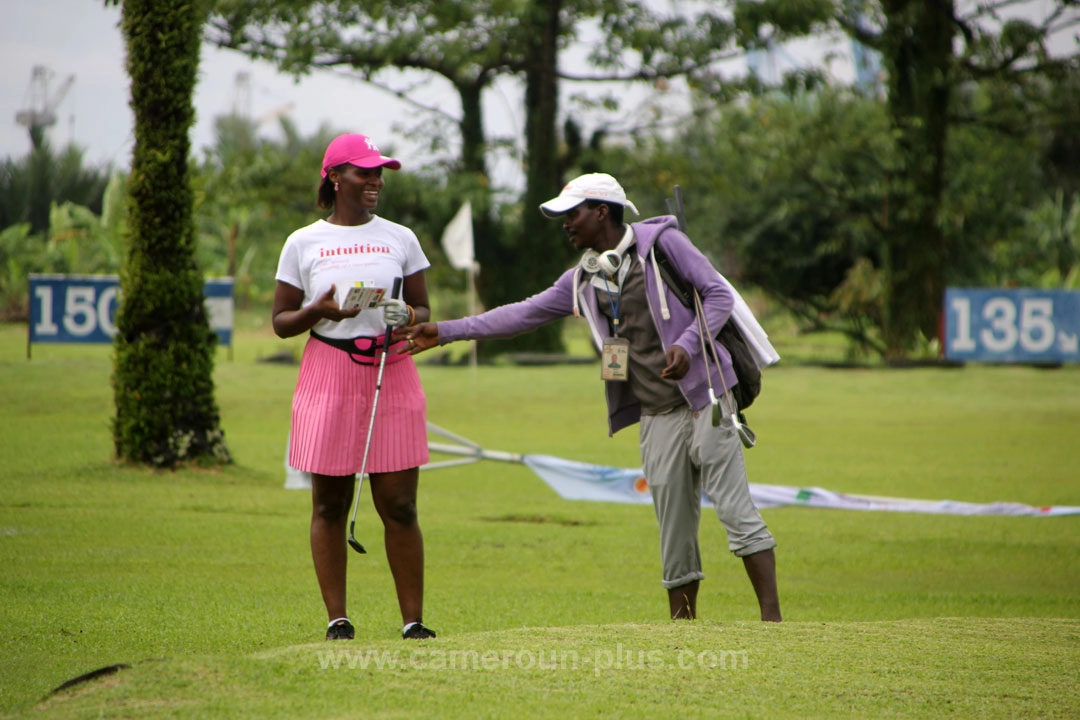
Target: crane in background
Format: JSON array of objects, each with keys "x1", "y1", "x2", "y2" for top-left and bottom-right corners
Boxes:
[
  {"x1": 231, "y1": 70, "x2": 295, "y2": 128},
  {"x1": 15, "y1": 65, "x2": 75, "y2": 151}
]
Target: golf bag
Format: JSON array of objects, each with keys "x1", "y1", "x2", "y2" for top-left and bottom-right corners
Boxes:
[{"x1": 650, "y1": 240, "x2": 762, "y2": 411}]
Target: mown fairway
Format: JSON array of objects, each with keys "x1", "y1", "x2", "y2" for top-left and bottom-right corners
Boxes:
[{"x1": 1, "y1": 322, "x2": 1077, "y2": 718}]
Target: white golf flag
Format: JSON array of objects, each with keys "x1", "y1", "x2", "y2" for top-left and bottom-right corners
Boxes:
[{"x1": 441, "y1": 201, "x2": 475, "y2": 271}]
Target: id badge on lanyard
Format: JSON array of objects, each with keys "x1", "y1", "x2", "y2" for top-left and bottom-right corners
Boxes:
[
  {"x1": 598, "y1": 270, "x2": 629, "y2": 382},
  {"x1": 601, "y1": 336, "x2": 630, "y2": 381}
]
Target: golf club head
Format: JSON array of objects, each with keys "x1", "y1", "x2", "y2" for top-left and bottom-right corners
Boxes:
[
  {"x1": 347, "y1": 535, "x2": 367, "y2": 554},
  {"x1": 733, "y1": 415, "x2": 757, "y2": 449},
  {"x1": 708, "y1": 389, "x2": 722, "y2": 427}
]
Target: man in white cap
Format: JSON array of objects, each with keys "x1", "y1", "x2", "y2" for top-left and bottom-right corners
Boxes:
[{"x1": 400, "y1": 173, "x2": 781, "y2": 622}]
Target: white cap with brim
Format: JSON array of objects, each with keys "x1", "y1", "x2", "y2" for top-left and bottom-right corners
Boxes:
[{"x1": 539, "y1": 173, "x2": 640, "y2": 218}]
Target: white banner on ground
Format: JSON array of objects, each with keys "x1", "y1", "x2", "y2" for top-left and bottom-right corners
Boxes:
[
  {"x1": 284, "y1": 432, "x2": 1079, "y2": 517},
  {"x1": 522, "y1": 454, "x2": 1080, "y2": 517}
]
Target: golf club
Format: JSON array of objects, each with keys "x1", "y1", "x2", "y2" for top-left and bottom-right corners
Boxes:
[
  {"x1": 708, "y1": 387, "x2": 722, "y2": 426},
  {"x1": 694, "y1": 282, "x2": 757, "y2": 449},
  {"x1": 673, "y1": 185, "x2": 756, "y2": 450},
  {"x1": 347, "y1": 276, "x2": 403, "y2": 555}
]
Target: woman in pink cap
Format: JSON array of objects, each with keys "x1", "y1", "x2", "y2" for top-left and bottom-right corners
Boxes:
[{"x1": 272, "y1": 133, "x2": 436, "y2": 641}]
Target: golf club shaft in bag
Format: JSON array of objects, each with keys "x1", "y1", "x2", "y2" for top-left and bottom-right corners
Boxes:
[
  {"x1": 347, "y1": 276, "x2": 403, "y2": 554},
  {"x1": 667, "y1": 186, "x2": 756, "y2": 449}
]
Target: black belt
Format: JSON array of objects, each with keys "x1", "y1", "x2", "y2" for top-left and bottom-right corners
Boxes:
[{"x1": 310, "y1": 330, "x2": 387, "y2": 365}]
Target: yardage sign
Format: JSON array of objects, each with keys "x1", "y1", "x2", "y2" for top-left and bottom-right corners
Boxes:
[
  {"x1": 944, "y1": 288, "x2": 1080, "y2": 363},
  {"x1": 28, "y1": 274, "x2": 234, "y2": 347}
]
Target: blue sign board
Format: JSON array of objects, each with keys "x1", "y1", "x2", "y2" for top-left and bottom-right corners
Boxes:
[
  {"x1": 944, "y1": 288, "x2": 1080, "y2": 363},
  {"x1": 28, "y1": 274, "x2": 233, "y2": 347}
]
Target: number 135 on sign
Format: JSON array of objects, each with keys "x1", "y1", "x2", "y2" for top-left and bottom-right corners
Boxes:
[{"x1": 944, "y1": 288, "x2": 1080, "y2": 363}]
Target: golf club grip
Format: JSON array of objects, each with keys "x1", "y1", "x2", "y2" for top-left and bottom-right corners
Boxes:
[{"x1": 385, "y1": 276, "x2": 403, "y2": 345}]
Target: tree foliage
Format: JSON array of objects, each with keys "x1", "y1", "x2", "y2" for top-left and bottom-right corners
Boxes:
[
  {"x1": 601, "y1": 68, "x2": 1075, "y2": 358},
  {"x1": 0, "y1": 142, "x2": 108, "y2": 236},
  {"x1": 192, "y1": 115, "x2": 333, "y2": 308},
  {"x1": 3, "y1": 1, "x2": 1073, "y2": 372},
  {"x1": 0, "y1": 148, "x2": 116, "y2": 320},
  {"x1": 740, "y1": 0, "x2": 1080, "y2": 359},
  {"x1": 604, "y1": 89, "x2": 894, "y2": 355},
  {"x1": 206, "y1": 0, "x2": 783, "y2": 354},
  {"x1": 111, "y1": 0, "x2": 230, "y2": 467}
]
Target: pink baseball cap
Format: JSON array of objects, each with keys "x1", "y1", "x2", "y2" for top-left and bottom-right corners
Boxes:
[{"x1": 321, "y1": 133, "x2": 402, "y2": 178}]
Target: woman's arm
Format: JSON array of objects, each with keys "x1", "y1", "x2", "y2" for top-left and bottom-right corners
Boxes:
[
  {"x1": 401, "y1": 270, "x2": 431, "y2": 325},
  {"x1": 271, "y1": 280, "x2": 359, "y2": 339}
]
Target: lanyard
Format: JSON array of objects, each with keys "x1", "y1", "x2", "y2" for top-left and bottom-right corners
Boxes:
[{"x1": 601, "y1": 274, "x2": 622, "y2": 336}]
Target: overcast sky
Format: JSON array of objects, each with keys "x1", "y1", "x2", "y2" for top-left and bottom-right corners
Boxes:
[
  {"x1": 9, "y1": 2, "x2": 1067, "y2": 195},
  {"x1": 1, "y1": 2, "x2": 692, "y2": 196},
  {"x1": 1, "y1": 1, "x2": 503, "y2": 178},
  {"x1": 4, "y1": 1, "x2": 842, "y2": 193}
]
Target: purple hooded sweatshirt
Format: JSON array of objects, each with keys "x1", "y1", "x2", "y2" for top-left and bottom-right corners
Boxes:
[{"x1": 438, "y1": 216, "x2": 737, "y2": 436}]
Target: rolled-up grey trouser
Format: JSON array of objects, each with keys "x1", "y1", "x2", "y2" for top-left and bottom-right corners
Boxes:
[{"x1": 640, "y1": 402, "x2": 776, "y2": 589}]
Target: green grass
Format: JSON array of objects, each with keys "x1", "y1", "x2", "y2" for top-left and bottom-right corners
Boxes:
[{"x1": 1, "y1": 319, "x2": 1078, "y2": 718}]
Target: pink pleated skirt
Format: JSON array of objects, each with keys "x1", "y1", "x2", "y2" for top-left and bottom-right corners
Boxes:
[{"x1": 288, "y1": 336, "x2": 429, "y2": 476}]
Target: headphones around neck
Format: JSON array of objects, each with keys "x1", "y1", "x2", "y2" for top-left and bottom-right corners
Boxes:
[{"x1": 580, "y1": 230, "x2": 635, "y2": 277}]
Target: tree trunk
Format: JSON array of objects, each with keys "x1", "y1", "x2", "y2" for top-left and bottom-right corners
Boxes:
[
  {"x1": 880, "y1": 0, "x2": 954, "y2": 361},
  {"x1": 112, "y1": 0, "x2": 230, "y2": 467},
  {"x1": 514, "y1": 0, "x2": 568, "y2": 354},
  {"x1": 458, "y1": 77, "x2": 511, "y2": 356},
  {"x1": 459, "y1": 81, "x2": 487, "y2": 177}
]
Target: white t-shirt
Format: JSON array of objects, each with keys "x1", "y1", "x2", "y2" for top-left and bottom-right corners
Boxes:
[{"x1": 275, "y1": 217, "x2": 430, "y2": 339}]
